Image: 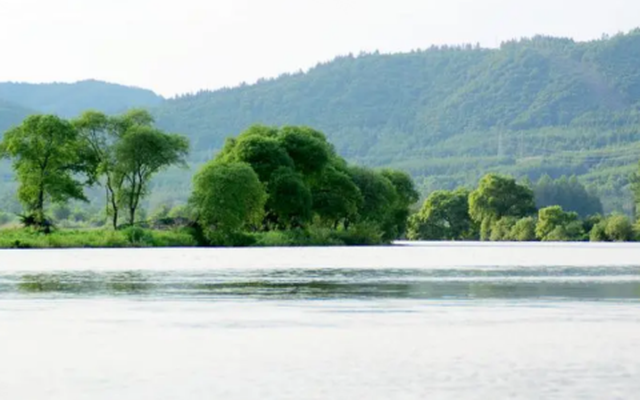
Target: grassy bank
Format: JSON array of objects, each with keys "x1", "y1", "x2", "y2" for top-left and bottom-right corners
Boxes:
[
  {"x1": 0, "y1": 227, "x2": 197, "y2": 249},
  {"x1": 0, "y1": 224, "x2": 387, "y2": 249}
]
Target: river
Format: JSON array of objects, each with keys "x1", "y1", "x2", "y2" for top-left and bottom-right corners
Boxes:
[{"x1": 0, "y1": 242, "x2": 639, "y2": 399}]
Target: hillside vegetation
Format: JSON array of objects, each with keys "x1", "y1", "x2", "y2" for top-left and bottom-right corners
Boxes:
[
  {"x1": 154, "y1": 29, "x2": 640, "y2": 213},
  {"x1": 2, "y1": 30, "x2": 640, "y2": 215},
  {"x1": 0, "y1": 100, "x2": 33, "y2": 133}
]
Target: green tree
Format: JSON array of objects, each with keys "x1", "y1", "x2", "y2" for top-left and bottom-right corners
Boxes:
[
  {"x1": 72, "y1": 109, "x2": 164, "y2": 229},
  {"x1": 534, "y1": 174, "x2": 603, "y2": 217},
  {"x1": 349, "y1": 166, "x2": 398, "y2": 240},
  {"x1": 266, "y1": 167, "x2": 313, "y2": 228},
  {"x1": 536, "y1": 205, "x2": 584, "y2": 241},
  {"x1": 381, "y1": 169, "x2": 420, "y2": 238},
  {"x1": 311, "y1": 166, "x2": 363, "y2": 228},
  {"x1": 591, "y1": 214, "x2": 636, "y2": 242},
  {"x1": 408, "y1": 188, "x2": 474, "y2": 240},
  {"x1": 0, "y1": 114, "x2": 90, "y2": 225},
  {"x1": 469, "y1": 174, "x2": 536, "y2": 240},
  {"x1": 190, "y1": 161, "x2": 267, "y2": 238},
  {"x1": 114, "y1": 125, "x2": 189, "y2": 226},
  {"x1": 489, "y1": 217, "x2": 518, "y2": 241},
  {"x1": 222, "y1": 134, "x2": 294, "y2": 182},
  {"x1": 604, "y1": 214, "x2": 636, "y2": 241},
  {"x1": 73, "y1": 110, "x2": 118, "y2": 228},
  {"x1": 510, "y1": 217, "x2": 537, "y2": 241},
  {"x1": 277, "y1": 126, "x2": 331, "y2": 176}
]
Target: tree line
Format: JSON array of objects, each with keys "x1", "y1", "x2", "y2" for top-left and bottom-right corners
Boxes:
[
  {"x1": 1, "y1": 114, "x2": 418, "y2": 245},
  {"x1": 409, "y1": 173, "x2": 639, "y2": 242},
  {"x1": 0, "y1": 110, "x2": 188, "y2": 230}
]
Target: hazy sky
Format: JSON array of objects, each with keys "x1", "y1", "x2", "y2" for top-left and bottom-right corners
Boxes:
[{"x1": 1, "y1": 0, "x2": 638, "y2": 97}]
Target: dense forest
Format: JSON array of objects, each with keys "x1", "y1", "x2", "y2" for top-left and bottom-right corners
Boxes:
[{"x1": 2, "y1": 30, "x2": 640, "y2": 216}]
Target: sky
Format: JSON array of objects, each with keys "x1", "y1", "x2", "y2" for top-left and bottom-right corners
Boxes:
[{"x1": 1, "y1": 0, "x2": 639, "y2": 97}]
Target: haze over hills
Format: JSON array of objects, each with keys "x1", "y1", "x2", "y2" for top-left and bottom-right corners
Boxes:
[
  {"x1": 0, "y1": 80, "x2": 163, "y2": 118},
  {"x1": 2, "y1": 30, "x2": 640, "y2": 213},
  {"x1": 0, "y1": 100, "x2": 33, "y2": 134}
]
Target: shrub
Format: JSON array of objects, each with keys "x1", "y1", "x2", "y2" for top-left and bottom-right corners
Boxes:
[
  {"x1": 122, "y1": 226, "x2": 154, "y2": 246},
  {"x1": 510, "y1": 217, "x2": 537, "y2": 241}
]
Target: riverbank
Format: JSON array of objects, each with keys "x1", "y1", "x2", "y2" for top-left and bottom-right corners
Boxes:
[{"x1": 0, "y1": 226, "x2": 385, "y2": 249}]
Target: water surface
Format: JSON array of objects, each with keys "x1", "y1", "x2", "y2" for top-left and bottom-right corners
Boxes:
[{"x1": 0, "y1": 242, "x2": 639, "y2": 399}]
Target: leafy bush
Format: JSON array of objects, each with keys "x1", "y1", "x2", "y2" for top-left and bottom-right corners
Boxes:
[
  {"x1": 122, "y1": 226, "x2": 154, "y2": 246},
  {"x1": 590, "y1": 214, "x2": 636, "y2": 242},
  {"x1": 509, "y1": 217, "x2": 537, "y2": 241}
]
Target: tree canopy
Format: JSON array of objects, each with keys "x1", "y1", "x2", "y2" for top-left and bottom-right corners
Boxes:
[
  {"x1": 190, "y1": 161, "x2": 267, "y2": 238},
  {"x1": 469, "y1": 174, "x2": 536, "y2": 239},
  {"x1": 189, "y1": 124, "x2": 417, "y2": 243},
  {"x1": 0, "y1": 114, "x2": 91, "y2": 224}
]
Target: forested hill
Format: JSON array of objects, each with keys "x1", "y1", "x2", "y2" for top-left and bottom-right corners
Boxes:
[
  {"x1": 2, "y1": 31, "x2": 640, "y2": 214},
  {"x1": 0, "y1": 80, "x2": 163, "y2": 118},
  {"x1": 154, "y1": 29, "x2": 640, "y2": 213},
  {"x1": 0, "y1": 100, "x2": 33, "y2": 134}
]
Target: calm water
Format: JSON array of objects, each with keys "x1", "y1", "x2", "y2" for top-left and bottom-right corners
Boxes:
[{"x1": 1, "y1": 242, "x2": 639, "y2": 399}]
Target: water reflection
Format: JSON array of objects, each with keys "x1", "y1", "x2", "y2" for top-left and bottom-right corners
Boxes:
[{"x1": 1, "y1": 267, "x2": 639, "y2": 300}]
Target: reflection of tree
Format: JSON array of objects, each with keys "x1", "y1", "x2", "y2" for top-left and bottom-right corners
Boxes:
[
  {"x1": 18, "y1": 273, "x2": 95, "y2": 293},
  {"x1": 105, "y1": 271, "x2": 154, "y2": 294},
  {"x1": 17, "y1": 271, "x2": 153, "y2": 295},
  {"x1": 13, "y1": 269, "x2": 640, "y2": 300}
]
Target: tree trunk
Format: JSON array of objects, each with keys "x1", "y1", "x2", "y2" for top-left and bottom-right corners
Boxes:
[{"x1": 36, "y1": 182, "x2": 45, "y2": 224}]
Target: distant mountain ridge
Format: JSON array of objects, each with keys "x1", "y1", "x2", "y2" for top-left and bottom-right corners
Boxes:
[{"x1": 0, "y1": 79, "x2": 163, "y2": 118}]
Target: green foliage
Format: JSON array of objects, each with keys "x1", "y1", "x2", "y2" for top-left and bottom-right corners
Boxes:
[
  {"x1": 277, "y1": 126, "x2": 331, "y2": 175},
  {"x1": 266, "y1": 167, "x2": 313, "y2": 228},
  {"x1": 221, "y1": 133, "x2": 294, "y2": 182},
  {"x1": 590, "y1": 214, "x2": 636, "y2": 242},
  {"x1": 0, "y1": 228, "x2": 196, "y2": 249},
  {"x1": 536, "y1": 206, "x2": 584, "y2": 241},
  {"x1": 408, "y1": 188, "x2": 475, "y2": 240},
  {"x1": 142, "y1": 31, "x2": 640, "y2": 216},
  {"x1": 114, "y1": 124, "x2": 189, "y2": 226},
  {"x1": 469, "y1": 174, "x2": 536, "y2": 239},
  {"x1": 489, "y1": 217, "x2": 518, "y2": 242},
  {"x1": 6, "y1": 33, "x2": 640, "y2": 216},
  {"x1": 252, "y1": 224, "x2": 385, "y2": 247},
  {"x1": 168, "y1": 204, "x2": 190, "y2": 219},
  {"x1": 149, "y1": 203, "x2": 172, "y2": 223},
  {"x1": 190, "y1": 161, "x2": 267, "y2": 238},
  {"x1": 509, "y1": 217, "x2": 537, "y2": 241},
  {"x1": 349, "y1": 167, "x2": 397, "y2": 224},
  {"x1": 0, "y1": 114, "x2": 92, "y2": 226},
  {"x1": 203, "y1": 124, "x2": 411, "y2": 241},
  {"x1": 534, "y1": 175, "x2": 603, "y2": 217},
  {"x1": 381, "y1": 169, "x2": 420, "y2": 238},
  {"x1": 311, "y1": 166, "x2": 362, "y2": 227},
  {"x1": 122, "y1": 226, "x2": 153, "y2": 245}
]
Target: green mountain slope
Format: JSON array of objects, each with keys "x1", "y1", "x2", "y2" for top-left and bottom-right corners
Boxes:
[
  {"x1": 0, "y1": 99, "x2": 33, "y2": 133},
  {"x1": 0, "y1": 79, "x2": 163, "y2": 118},
  {"x1": 154, "y1": 29, "x2": 640, "y2": 213}
]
